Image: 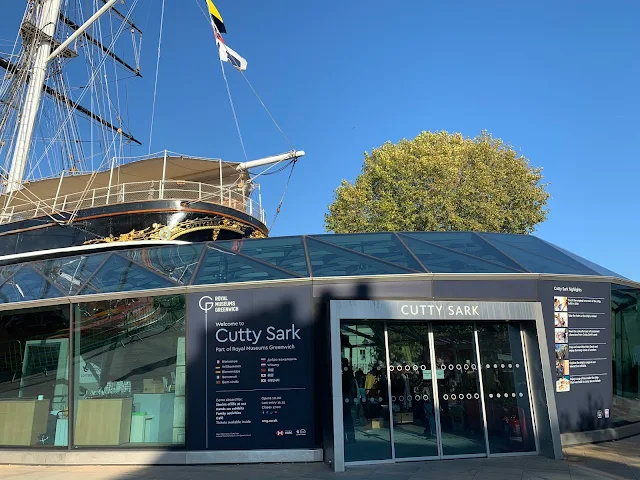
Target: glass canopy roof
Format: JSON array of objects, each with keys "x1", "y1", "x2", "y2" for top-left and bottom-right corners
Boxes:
[{"x1": 0, "y1": 232, "x2": 625, "y2": 303}]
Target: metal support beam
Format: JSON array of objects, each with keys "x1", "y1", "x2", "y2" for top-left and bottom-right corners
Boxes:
[
  {"x1": 47, "y1": 0, "x2": 120, "y2": 62},
  {"x1": 236, "y1": 150, "x2": 305, "y2": 171},
  {"x1": 0, "y1": 56, "x2": 141, "y2": 145},
  {"x1": 58, "y1": 14, "x2": 141, "y2": 76},
  {"x1": 100, "y1": 0, "x2": 143, "y2": 34},
  {"x1": 160, "y1": 149, "x2": 167, "y2": 199}
]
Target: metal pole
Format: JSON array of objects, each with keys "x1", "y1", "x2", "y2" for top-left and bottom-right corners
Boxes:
[
  {"x1": 474, "y1": 325, "x2": 491, "y2": 456},
  {"x1": 52, "y1": 170, "x2": 64, "y2": 212},
  {"x1": 428, "y1": 324, "x2": 444, "y2": 458},
  {"x1": 7, "y1": 0, "x2": 64, "y2": 193},
  {"x1": 384, "y1": 323, "x2": 396, "y2": 461},
  {"x1": 258, "y1": 184, "x2": 264, "y2": 223},
  {"x1": 68, "y1": 303, "x2": 75, "y2": 450},
  {"x1": 47, "y1": 0, "x2": 120, "y2": 62},
  {"x1": 106, "y1": 156, "x2": 116, "y2": 204},
  {"x1": 160, "y1": 149, "x2": 167, "y2": 200},
  {"x1": 219, "y1": 159, "x2": 223, "y2": 203},
  {"x1": 236, "y1": 150, "x2": 305, "y2": 171}
]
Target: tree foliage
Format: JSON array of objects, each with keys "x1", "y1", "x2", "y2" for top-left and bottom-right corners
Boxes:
[{"x1": 325, "y1": 131, "x2": 549, "y2": 234}]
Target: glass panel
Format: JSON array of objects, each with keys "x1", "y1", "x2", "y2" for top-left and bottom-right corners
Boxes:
[
  {"x1": 0, "y1": 264, "x2": 21, "y2": 284},
  {"x1": 123, "y1": 245, "x2": 203, "y2": 284},
  {"x1": 213, "y1": 236, "x2": 309, "y2": 276},
  {"x1": 402, "y1": 232, "x2": 525, "y2": 271},
  {"x1": 33, "y1": 254, "x2": 108, "y2": 295},
  {"x1": 195, "y1": 245, "x2": 296, "y2": 285},
  {"x1": 0, "y1": 305, "x2": 70, "y2": 447},
  {"x1": 551, "y1": 244, "x2": 623, "y2": 278},
  {"x1": 387, "y1": 323, "x2": 438, "y2": 458},
  {"x1": 477, "y1": 323, "x2": 536, "y2": 453},
  {"x1": 432, "y1": 324, "x2": 486, "y2": 456},
  {"x1": 307, "y1": 238, "x2": 411, "y2": 277},
  {"x1": 73, "y1": 295, "x2": 186, "y2": 447},
  {"x1": 400, "y1": 235, "x2": 519, "y2": 274},
  {"x1": 480, "y1": 234, "x2": 598, "y2": 275},
  {"x1": 612, "y1": 284, "x2": 640, "y2": 427},
  {"x1": 313, "y1": 233, "x2": 424, "y2": 272},
  {"x1": 0, "y1": 267, "x2": 63, "y2": 303},
  {"x1": 79, "y1": 254, "x2": 175, "y2": 294},
  {"x1": 341, "y1": 322, "x2": 391, "y2": 462}
]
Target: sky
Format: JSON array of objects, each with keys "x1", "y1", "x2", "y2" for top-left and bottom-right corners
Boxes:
[{"x1": 1, "y1": 1, "x2": 639, "y2": 280}]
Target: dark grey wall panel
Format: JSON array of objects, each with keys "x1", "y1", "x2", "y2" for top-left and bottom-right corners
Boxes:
[
  {"x1": 187, "y1": 285, "x2": 315, "y2": 450},
  {"x1": 522, "y1": 322, "x2": 557, "y2": 458},
  {"x1": 433, "y1": 279, "x2": 538, "y2": 300},
  {"x1": 538, "y1": 280, "x2": 612, "y2": 434}
]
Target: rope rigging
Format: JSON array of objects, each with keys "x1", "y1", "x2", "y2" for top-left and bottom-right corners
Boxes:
[
  {"x1": 194, "y1": 0, "x2": 301, "y2": 230},
  {"x1": 147, "y1": 0, "x2": 165, "y2": 154}
]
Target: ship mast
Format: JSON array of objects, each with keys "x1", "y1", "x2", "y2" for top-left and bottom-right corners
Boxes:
[
  {"x1": 6, "y1": 0, "x2": 120, "y2": 193},
  {"x1": 6, "y1": 0, "x2": 63, "y2": 193}
]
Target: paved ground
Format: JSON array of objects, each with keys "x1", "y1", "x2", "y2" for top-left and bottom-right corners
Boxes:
[{"x1": 2, "y1": 435, "x2": 640, "y2": 479}]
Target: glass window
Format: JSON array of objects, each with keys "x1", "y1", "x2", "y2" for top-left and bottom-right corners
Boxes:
[
  {"x1": 341, "y1": 322, "x2": 391, "y2": 462},
  {"x1": 306, "y1": 238, "x2": 412, "y2": 277},
  {"x1": 313, "y1": 233, "x2": 425, "y2": 272},
  {"x1": 0, "y1": 267, "x2": 64, "y2": 303},
  {"x1": 213, "y1": 236, "x2": 310, "y2": 276},
  {"x1": 401, "y1": 232, "x2": 525, "y2": 271},
  {"x1": 477, "y1": 323, "x2": 536, "y2": 453},
  {"x1": 432, "y1": 324, "x2": 486, "y2": 456},
  {"x1": 79, "y1": 254, "x2": 176, "y2": 294},
  {"x1": 195, "y1": 245, "x2": 296, "y2": 285},
  {"x1": 0, "y1": 305, "x2": 70, "y2": 447},
  {"x1": 33, "y1": 254, "x2": 109, "y2": 296},
  {"x1": 612, "y1": 284, "x2": 640, "y2": 427},
  {"x1": 400, "y1": 235, "x2": 519, "y2": 274},
  {"x1": 0, "y1": 264, "x2": 21, "y2": 284},
  {"x1": 387, "y1": 323, "x2": 438, "y2": 458},
  {"x1": 480, "y1": 234, "x2": 598, "y2": 275},
  {"x1": 123, "y1": 245, "x2": 203, "y2": 285},
  {"x1": 73, "y1": 295, "x2": 185, "y2": 447}
]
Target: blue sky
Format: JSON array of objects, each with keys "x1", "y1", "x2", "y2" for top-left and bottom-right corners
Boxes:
[{"x1": 1, "y1": 1, "x2": 639, "y2": 280}]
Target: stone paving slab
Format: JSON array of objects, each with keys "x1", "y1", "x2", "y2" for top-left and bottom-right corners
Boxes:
[{"x1": 2, "y1": 435, "x2": 640, "y2": 479}]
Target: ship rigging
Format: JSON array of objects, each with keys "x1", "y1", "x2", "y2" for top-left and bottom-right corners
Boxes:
[{"x1": 0, "y1": 0, "x2": 304, "y2": 257}]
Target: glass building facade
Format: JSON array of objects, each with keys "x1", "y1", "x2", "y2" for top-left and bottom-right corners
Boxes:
[
  {"x1": 0, "y1": 231, "x2": 635, "y2": 460},
  {"x1": 612, "y1": 284, "x2": 640, "y2": 427}
]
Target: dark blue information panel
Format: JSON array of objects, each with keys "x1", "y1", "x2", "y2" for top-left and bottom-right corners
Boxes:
[
  {"x1": 188, "y1": 285, "x2": 314, "y2": 450},
  {"x1": 539, "y1": 280, "x2": 612, "y2": 433}
]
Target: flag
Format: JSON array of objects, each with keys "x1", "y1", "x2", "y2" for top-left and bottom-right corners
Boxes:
[
  {"x1": 214, "y1": 28, "x2": 248, "y2": 71},
  {"x1": 206, "y1": 0, "x2": 226, "y2": 33}
]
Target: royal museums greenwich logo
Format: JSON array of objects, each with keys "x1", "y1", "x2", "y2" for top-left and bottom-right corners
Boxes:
[{"x1": 199, "y1": 295, "x2": 240, "y2": 313}]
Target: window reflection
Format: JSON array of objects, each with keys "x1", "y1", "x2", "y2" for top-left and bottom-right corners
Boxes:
[
  {"x1": 73, "y1": 295, "x2": 185, "y2": 447},
  {"x1": 387, "y1": 324, "x2": 438, "y2": 458},
  {"x1": 432, "y1": 324, "x2": 486, "y2": 456},
  {"x1": 612, "y1": 285, "x2": 640, "y2": 427},
  {"x1": 0, "y1": 305, "x2": 69, "y2": 447},
  {"x1": 340, "y1": 322, "x2": 391, "y2": 462},
  {"x1": 477, "y1": 323, "x2": 536, "y2": 453}
]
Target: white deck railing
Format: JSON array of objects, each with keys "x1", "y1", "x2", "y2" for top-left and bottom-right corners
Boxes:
[{"x1": 0, "y1": 180, "x2": 265, "y2": 225}]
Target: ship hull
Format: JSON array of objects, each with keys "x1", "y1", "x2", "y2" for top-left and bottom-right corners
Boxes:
[{"x1": 0, "y1": 200, "x2": 267, "y2": 256}]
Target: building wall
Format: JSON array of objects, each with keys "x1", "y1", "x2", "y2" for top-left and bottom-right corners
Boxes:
[{"x1": 0, "y1": 275, "x2": 633, "y2": 456}]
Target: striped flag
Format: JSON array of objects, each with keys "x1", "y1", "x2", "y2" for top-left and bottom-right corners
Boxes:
[{"x1": 206, "y1": 0, "x2": 226, "y2": 33}]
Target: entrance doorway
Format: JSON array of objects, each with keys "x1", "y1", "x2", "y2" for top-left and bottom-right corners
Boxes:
[{"x1": 340, "y1": 321, "x2": 537, "y2": 465}]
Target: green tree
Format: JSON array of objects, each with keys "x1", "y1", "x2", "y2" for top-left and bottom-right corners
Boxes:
[{"x1": 325, "y1": 131, "x2": 549, "y2": 234}]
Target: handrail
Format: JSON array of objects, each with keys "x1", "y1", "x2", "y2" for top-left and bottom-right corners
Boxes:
[{"x1": 0, "y1": 180, "x2": 265, "y2": 226}]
